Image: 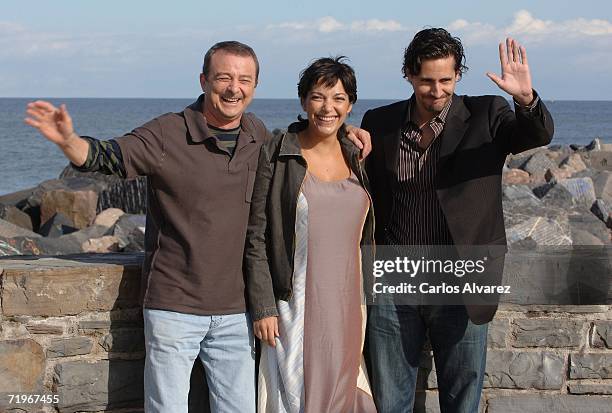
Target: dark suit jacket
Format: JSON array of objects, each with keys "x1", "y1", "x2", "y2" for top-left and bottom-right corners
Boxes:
[{"x1": 361, "y1": 93, "x2": 554, "y2": 323}]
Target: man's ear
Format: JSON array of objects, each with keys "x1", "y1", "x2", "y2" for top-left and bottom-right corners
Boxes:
[
  {"x1": 300, "y1": 97, "x2": 306, "y2": 112},
  {"x1": 199, "y1": 73, "x2": 207, "y2": 92}
]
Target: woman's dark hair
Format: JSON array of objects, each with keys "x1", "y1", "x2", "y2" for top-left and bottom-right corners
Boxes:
[
  {"x1": 402, "y1": 28, "x2": 468, "y2": 79},
  {"x1": 202, "y1": 41, "x2": 259, "y2": 83},
  {"x1": 298, "y1": 56, "x2": 357, "y2": 103}
]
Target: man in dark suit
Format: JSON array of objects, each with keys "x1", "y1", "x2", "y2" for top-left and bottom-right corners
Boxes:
[{"x1": 362, "y1": 28, "x2": 554, "y2": 413}]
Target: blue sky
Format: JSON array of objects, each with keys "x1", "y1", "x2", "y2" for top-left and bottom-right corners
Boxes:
[{"x1": 2, "y1": 0, "x2": 611, "y2": 99}]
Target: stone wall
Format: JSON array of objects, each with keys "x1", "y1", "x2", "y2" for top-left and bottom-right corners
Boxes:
[{"x1": 1, "y1": 254, "x2": 611, "y2": 413}]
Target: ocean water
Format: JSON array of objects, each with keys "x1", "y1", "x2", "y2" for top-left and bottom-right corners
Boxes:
[{"x1": 1, "y1": 98, "x2": 611, "y2": 196}]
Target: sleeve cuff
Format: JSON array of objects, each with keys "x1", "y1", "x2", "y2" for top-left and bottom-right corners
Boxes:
[
  {"x1": 251, "y1": 306, "x2": 279, "y2": 321},
  {"x1": 513, "y1": 90, "x2": 540, "y2": 112},
  {"x1": 70, "y1": 136, "x2": 96, "y2": 171}
]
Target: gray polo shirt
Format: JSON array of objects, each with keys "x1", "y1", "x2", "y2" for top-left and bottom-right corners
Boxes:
[{"x1": 80, "y1": 94, "x2": 271, "y2": 315}]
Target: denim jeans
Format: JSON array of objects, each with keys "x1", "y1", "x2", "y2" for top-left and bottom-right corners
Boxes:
[
  {"x1": 367, "y1": 305, "x2": 487, "y2": 413},
  {"x1": 143, "y1": 309, "x2": 255, "y2": 413}
]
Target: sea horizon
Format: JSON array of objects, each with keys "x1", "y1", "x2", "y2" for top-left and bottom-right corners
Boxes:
[{"x1": 1, "y1": 97, "x2": 611, "y2": 196}]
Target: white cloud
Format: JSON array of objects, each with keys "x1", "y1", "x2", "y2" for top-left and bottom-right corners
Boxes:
[
  {"x1": 350, "y1": 19, "x2": 405, "y2": 32},
  {"x1": 267, "y1": 16, "x2": 406, "y2": 33},
  {"x1": 449, "y1": 10, "x2": 612, "y2": 44},
  {"x1": 318, "y1": 16, "x2": 345, "y2": 33}
]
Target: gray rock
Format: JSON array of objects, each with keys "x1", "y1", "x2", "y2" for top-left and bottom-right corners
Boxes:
[
  {"x1": 113, "y1": 214, "x2": 146, "y2": 251},
  {"x1": 591, "y1": 199, "x2": 612, "y2": 227},
  {"x1": 511, "y1": 319, "x2": 583, "y2": 347},
  {"x1": 568, "y1": 212, "x2": 610, "y2": 244},
  {"x1": 26, "y1": 323, "x2": 64, "y2": 335},
  {"x1": 567, "y1": 382, "x2": 612, "y2": 394},
  {"x1": 592, "y1": 170, "x2": 612, "y2": 203},
  {"x1": 506, "y1": 147, "x2": 544, "y2": 169},
  {"x1": 570, "y1": 353, "x2": 612, "y2": 379},
  {"x1": 592, "y1": 321, "x2": 612, "y2": 348},
  {"x1": 556, "y1": 177, "x2": 597, "y2": 207},
  {"x1": 0, "y1": 217, "x2": 41, "y2": 238},
  {"x1": 502, "y1": 185, "x2": 541, "y2": 205},
  {"x1": 47, "y1": 337, "x2": 93, "y2": 358},
  {"x1": 484, "y1": 350, "x2": 564, "y2": 389},
  {"x1": 0, "y1": 339, "x2": 45, "y2": 397},
  {"x1": 505, "y1": 216, "x2": 572, "y2": 246},
  {"x1": 60, "y1": 166, "x2": 147, "y2": 214},
  {"x1": 560, "y1": 153, "x2": 587, "y2": 173},
  {"x1": 536, "y1": 183, "x2": 577, "y2": 209},
  {"x1": 488, "y1": 395, "x2": 612, "y2": 413},
  {"x1": 0, "y1": 254, "x2": 142, "y2": 316},
  {"x1": 521, "y1": 151, "x2": 557, "y2": 176},
  {"x1": 583, "y1": 151, "x2": 612, "y2": 172},
  {"x1": 0, "y1": 186, "x2": 36, "y2": 208},
  {"x1": 53, "y1": 359, "x2": 144, "y2": 412},
  {"x1": 571, "y1": 229, "x2": 605, "y2": 245},
  {"x1": 487, "y1": 318, "x2": 509, "y2": 348},
  {"x1": 38, "y1": 212, "x2": 78, "y2": 237},
  {"x1": 78, "y1": 320, "x2": 112, "y2": 330},
  {"x1": 0, "y1": 202, "x2": 33, "y2": 230},
  {"x1": 586, "y1": 138, "x2": 603, "y2": 151}
]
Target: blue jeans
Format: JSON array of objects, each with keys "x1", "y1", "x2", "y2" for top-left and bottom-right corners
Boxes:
[
  {"x1": 367, "y1": 305, "x2": 487, "y2": 413},
  {"x1": 143, "y1": 309, "x2": 255, "y2": 413}
]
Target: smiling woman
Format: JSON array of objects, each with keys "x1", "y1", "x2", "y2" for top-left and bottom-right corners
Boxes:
[{"x1": 245, "y1": 56, "x2": 377, "y2": 413}]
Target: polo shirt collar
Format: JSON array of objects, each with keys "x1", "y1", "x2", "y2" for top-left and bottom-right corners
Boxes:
[{"x1": 184, "y1": 94, "x2": 259, "y2": 145}]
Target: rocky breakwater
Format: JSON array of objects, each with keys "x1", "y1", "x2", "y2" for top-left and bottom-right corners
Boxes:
[
  {"x1": 0, "y1": 167, "x2": 146, "y2": 256},
  {"x1": 1, "y1": 138, "x2": 611, "y2": 256},
  {"x1": 503, "y1": 138, "x2": 612, "y2": 246}
]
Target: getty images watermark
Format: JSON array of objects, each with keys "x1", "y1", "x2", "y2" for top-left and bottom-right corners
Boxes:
[{"x1": 362, "y1": 245, "x2": 612, "y2": 306}]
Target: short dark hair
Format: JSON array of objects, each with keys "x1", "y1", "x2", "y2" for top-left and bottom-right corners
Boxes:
[
  {"x1": 297, "y1": 56, "x2": 357, "y2": 104},
  {"x1": 402, "y1": 28, "x2": 468, "y2": 78},
  {"x1": 202, "y1": 41, "x2": 259, "y2": 82}
]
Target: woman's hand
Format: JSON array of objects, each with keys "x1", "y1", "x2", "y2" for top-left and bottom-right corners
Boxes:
[{"x1": 253, "y1": 316, "x2": 279, "y2": 347}]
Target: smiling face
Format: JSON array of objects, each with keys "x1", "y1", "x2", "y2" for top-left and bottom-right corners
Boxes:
[
  {"x1": 301, "y1": 79, "x2": 353, "y2": 139},
  {"x1": 407, "y1": 55, "x2": 459, "y2": 119},
  {"x1": 199, "y1": 50, "x2": 257, "y2": 129}
]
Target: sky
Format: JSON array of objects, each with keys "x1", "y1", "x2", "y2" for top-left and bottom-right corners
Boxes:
[{"x1": 2, "y1": 0, "x2": 611, "y2": 100}]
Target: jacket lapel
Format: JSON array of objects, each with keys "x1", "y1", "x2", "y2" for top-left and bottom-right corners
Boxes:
[
  {"x1": 439, "y1": 95, "x2": 471, "y2": 163},
  {"x1": 383, "y1": 100, "x2": 409, "y2": 173}
]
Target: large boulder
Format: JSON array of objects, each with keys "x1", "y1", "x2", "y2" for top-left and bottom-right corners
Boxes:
[
  {"x1": 38, "y1": 212, "x2": 79, "y2": 237},
  {"x1": 93, "y1": 208, "x2": 125, "y2": 228},
  {"x1": 40, "y1": 187, "x2": 99, "y2": 229},
  {"x1": 505, "y1": 215, "x2": 572, "y2": 246},
  {"x1": 556, "y1": 177, "x2": 597, "y2": 207},
  {"x1": 0, "y1": 225, "x2": 110, "y2": 256},
  {"x1": 113, "y1": 214, "x2": 146, "y2": 251},
  {"x1": 503, "y1": 169, "x2": 531, "y2": 185},
  {"x1": 505, "y1": 147, "x2": 545, "y2": 169},
  {"x1": 60, "y1": 166, "x2": 147, "y2": 214},
  {"x1": 0, "y1": 202, "x2": 33, "y2": 230},
  {"x1": 0, "y1": 217, "x2": 41, "y2": 238},
  {"x1": 582, "y1": 151, "x2": 612, "y2": 172},
  {"x1": 568, "y1": 212, "x2": 611, "y2": 244},
  {"x1": 592, "y1": 171, "x2": 612, "y2": 203},
  {"x1": 560, "y1": 153, "x2": 587, "y2": 173},
  {"x1": 521, "y1": 151, "x2": 557, "y2": 178}
]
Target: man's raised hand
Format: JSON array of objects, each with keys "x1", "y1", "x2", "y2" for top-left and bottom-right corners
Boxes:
[
  {"x1": 486, "y1": 37, "x2": 534, "y2": 106},
  {"x1": 25, "y1": 100, "x2": 89, "y2": 166},
  {"x1": 25, "y1": 101, "x2": 76, "y2": 146}
]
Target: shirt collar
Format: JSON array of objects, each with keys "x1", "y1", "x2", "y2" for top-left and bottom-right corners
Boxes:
[{"x1": 404, "y1": 94, "x2": 453, "y2": 129}]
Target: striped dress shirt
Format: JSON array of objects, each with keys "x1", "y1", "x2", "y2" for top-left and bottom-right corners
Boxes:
[{"x1": 386, "y1": 96, "x2": 454, "y2": 246}]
